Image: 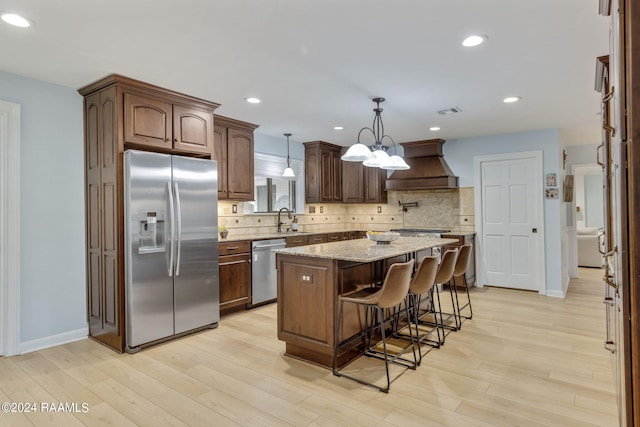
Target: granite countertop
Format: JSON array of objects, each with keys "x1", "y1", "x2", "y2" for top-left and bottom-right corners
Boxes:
[
  {"x1": 219, "y1": 231, "x2": 312, "y2": 243},
  {"x1": 274, "y1": 236, "x2": 458, "y2": 263}
]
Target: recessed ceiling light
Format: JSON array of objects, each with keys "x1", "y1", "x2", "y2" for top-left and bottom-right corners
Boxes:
[
  {"x1": 1, "y1": 12, "x2": 32, "y2": 27},
  {"x1": 333, "y1": 126, "x2": 344, "y2": 130},
  {"x1": 503, "y1": 96, "x2": 522, "y2": 103},
  {"x1": 429, "y1": 127, "x2": 441, "y2": 132},
  {"x1": 245, "y1": 97, "x2": 261, "y2": 104},
  {"x1": 462, "y1": 35, "x2": 487, "y2": 47}
]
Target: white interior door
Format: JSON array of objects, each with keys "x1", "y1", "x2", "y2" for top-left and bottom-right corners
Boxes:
[{"x1": 476, "y1": 152, "x2": 543, "y2": 292}]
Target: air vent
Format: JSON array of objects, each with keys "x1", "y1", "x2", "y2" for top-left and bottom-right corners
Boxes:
[{"x1": 437, "y1": 107, "x2": 462, "y2": 115}]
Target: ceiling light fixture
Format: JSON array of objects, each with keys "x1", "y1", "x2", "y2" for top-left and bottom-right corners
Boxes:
[
  {"x1": 462, "y1": 34, "x2": 487, "y2": 47},
  {"x1": 1, "y1": 12, "x2": 32, "y2": 27},
  {"x1": 282, "y1": 133, "x2": 295, "y2": 178},
  {"x1": 341, "y1": 97, "x2": 409, "y2": 170},
  {"x1": 503, "y1": 96, "x2": 522, "y2": 103},
  {"x1": 245, "y1": 97, "x2": 261, "y2": 104},
  {"x1": 333, "y1": 126, "x2": 344, "y2": 130},
  {"x1": 430, "y1": 126, "x2": 441, "y2": 131}
]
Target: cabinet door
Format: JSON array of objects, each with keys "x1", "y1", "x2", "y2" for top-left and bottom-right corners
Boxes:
[
  {"x1": 173, "y1": 105, "x2": 213, "y2": 155},
  {"x1": 213, "y1": 125, "x2": 229, "y2": 199},
  {"x1": 331, "y1": 151, "x2": 343, "y2": 201},
  {"x1": 320, "y1": 150, "x2": 334, "y2": 202},
  {"x1": 364, "y1": 166, "x2": 387, "y2": 203},
  {"x1": 305, "y1": 148, "x2": 320, "y2": 203},
  {"x1": 342, "y1": 157, "x2": 364, "y2": 203},
  {"x1": 124, "y1": 93, "x2": 172, "y2": 150},
  {"x1": 227, "y1": 128, "x2": 254, "y2": 200},
  {"x1": 219, "y1": 253, "x2": 251, "y2": 309}
]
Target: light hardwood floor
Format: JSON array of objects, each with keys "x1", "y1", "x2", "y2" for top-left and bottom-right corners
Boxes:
[{"x1": 0, "y1": 268, "x2": 617, "y2": 426}]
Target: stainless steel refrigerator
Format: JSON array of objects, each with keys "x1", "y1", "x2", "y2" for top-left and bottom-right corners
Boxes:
[{"x1": 124, "y1": 150, "x2": 219, "y2": 352}]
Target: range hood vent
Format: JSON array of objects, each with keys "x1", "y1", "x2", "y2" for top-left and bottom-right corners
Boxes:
[{"x1": 385, "y1": 139, "x2": 459, "y2": 190}]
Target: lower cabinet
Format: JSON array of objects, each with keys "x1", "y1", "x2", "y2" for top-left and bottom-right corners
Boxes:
[{"x1": 218, "y1": 241, "x2": 251, "y2": 314}]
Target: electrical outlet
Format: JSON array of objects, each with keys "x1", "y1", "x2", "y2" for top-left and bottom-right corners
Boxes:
[
  {"x1": 320, "y1": 206, "x2": 324, "y2": 213},
  {"x1": 377, "y1": 206, "x2": 382, "y2": 213},
  {"x1": 309, "y1": 206, "x2": 316, "y2": 214},
  {"x1": 301, "y1": 274, "x2": 313, "y2": 283}
]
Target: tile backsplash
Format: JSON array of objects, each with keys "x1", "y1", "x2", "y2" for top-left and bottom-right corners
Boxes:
[{"x1": 218, "y1": 187, "x2": 475, "y2": 235}]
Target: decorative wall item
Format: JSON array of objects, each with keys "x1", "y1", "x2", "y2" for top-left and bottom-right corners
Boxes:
[
  {"x1": 562, "y1": 149, "x2": 567, "y2": 170},
  {"x1": 563, "y1": 175, "x2": 574, "y2": 202},
  {"x1": 546, "y1": 173, "x2": 557, "y2": 187},
  {"x1": 545, "y1": 187, "x2": 559, "y2": 199}
]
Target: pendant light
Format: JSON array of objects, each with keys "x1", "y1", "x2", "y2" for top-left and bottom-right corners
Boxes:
[
  {"x1": 282, "y1": 133, "x2": 295, "y2": 178},
  {"x1": 341, "y1": 97, "x2": 409, "y2": 170}
]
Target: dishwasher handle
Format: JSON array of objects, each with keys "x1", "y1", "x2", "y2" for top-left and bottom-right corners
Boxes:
[{"x1": 253, "y1": 243, "x2": 287, "y2": 250}]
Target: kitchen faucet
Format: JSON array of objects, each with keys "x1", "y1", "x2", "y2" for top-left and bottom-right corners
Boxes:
[{"x1": 277, "y1": 207, "x2": 292, "y2": 233}]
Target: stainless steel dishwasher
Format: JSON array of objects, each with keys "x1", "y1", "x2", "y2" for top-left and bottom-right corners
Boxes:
[{"x1": 251, "y1": 238, "x2": 286, "y2": 305}]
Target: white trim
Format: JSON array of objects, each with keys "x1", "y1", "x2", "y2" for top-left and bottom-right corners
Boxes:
[
  {"x1": 0, "y1": 100, "x2": 21, "y2": 356},
  {"x1": 473, "y1": 150, "x2": 546, "y2": 294},
  {"x1": 19, "y1": 327, "x2": 88, "y2": 355},
  {"x1": 547, "y1": 289, "x2": 566, "y2": 298}
]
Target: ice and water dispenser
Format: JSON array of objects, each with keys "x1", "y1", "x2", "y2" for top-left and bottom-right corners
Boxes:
[{"x1": 137, "y1": 211, "x2": 166, "y2": 253}]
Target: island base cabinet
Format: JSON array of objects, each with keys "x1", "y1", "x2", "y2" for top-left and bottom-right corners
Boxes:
[{"x1": 277, "y1": 255, "x2": 375, "y2": 368}]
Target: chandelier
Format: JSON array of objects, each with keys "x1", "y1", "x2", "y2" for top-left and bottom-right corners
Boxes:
[{"x1": 340, "y1": 97, "x2": 410, "y2": 170}]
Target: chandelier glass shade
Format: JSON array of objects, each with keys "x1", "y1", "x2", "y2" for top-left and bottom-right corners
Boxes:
[
  {"x1": 340, "y1": 98, "x2": 410, "y2": 170},
  {"x1": 282, "y1": 133, "x2": 295, "y2": 178}
]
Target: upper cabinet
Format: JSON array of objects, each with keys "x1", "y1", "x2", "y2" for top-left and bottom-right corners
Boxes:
[
  {"x1": 304, "y1": 141, "x2": 342, "y2": 203},
  {"x1": 124, "y1": 93, "x2": 214, "y2": 156},
  {"x1": 340, "y1": 146, "x2": 387, "y2": 204},
  {"x1": 214, "y1": 115, "x2": 259, "y2": 201}
]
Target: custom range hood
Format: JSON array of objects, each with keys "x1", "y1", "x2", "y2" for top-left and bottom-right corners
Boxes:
[{"x1": 385, "y1": 139, "x2": 459, "y2": 190}]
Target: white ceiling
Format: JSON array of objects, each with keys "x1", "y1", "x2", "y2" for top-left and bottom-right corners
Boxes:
[{"x1": 0, "y1": 0, "x2": 610, "y2": 146}]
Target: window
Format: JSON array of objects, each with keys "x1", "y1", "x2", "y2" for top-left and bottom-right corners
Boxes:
[{"x1": 250, "y1": 153, "x2": 304, "y2": 213}]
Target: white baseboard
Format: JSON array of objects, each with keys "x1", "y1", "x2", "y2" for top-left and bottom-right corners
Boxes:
[
  {"x1": 546, "y1": 289, "x2": 566, "y2": 298},
  {"x1": 19, "y1": 327, "x2": 88, "y2": 355}
]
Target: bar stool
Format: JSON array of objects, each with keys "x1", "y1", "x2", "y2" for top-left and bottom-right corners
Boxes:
[
  {"x1": 432, "y1": 248, "x2": 460, "y2": 337},
  {"x1": 396, "y1": 255, "x2": 441, "y2": 364},
  {"x1": 332, "y1": 259, "x2": 416, "y2": 393},
  {"x1": 450, "y1": 244, "x2": 474, "y2": 327}
]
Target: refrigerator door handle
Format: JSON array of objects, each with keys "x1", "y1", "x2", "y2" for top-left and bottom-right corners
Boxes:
[
  {"x1": 174, "y1": 181, "x2": 182, "y2": 276},
  {"x1": 167, "y1": 181, "x2": 175, "y2": 277}
]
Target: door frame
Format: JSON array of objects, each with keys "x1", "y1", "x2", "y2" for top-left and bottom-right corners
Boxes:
[
  {"x1": 473, "y1": 150, "x2": 546, "y2": 294},
  {"x1": 0, "y1": 100, "x2": 20, "y2": 356}
]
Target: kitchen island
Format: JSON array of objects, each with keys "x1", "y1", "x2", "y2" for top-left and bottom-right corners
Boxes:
[{"x1": 275, "y1": 236, "x2": 457, "y2": 368}]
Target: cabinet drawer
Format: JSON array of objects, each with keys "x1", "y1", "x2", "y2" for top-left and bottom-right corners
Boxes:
[
  {"x1": 286, "y1": 235, "x2": 309, "y2": 247},
  {"x1": 308, "y1": 234, "x2": 328, "y2": 244},
  {"x1": 219, "y1": 241, "x2": 251, "y2": 255}
]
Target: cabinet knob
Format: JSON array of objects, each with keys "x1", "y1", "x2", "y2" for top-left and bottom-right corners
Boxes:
[{"x1": 166, "y1": 138, "x2": 170, "y2": 142}]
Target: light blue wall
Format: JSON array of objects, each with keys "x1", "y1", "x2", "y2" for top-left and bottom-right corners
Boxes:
[
  {"x1": 443, "y1": 129, "x2": 564, "y2": 294},
  {"x1": 0, "y1": 70, "x2": 86, "y2": 344}
]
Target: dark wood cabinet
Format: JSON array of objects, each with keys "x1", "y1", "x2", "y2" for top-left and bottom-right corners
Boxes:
[
  {"x1": 79, "y1": 74, "x2": 220, "y2": 352},
  {"x1": 340, "y1": 147, "x2": 387, "y2": 204},
  {"x1": 123, "y1": 92, "x2": 214, "y2": 156},
  {"x1": 364, "y1": 166, "x2": 388, "y2": 203},
  {"x1": 213, "y1": 116, "x2": 258, "y2": 201},
  {"x1": 218, "y1": 241, "x2": 252, "y2": 314},
  {"x1": 304, "y1": 141, "x2": 342, "y2": 203}
]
